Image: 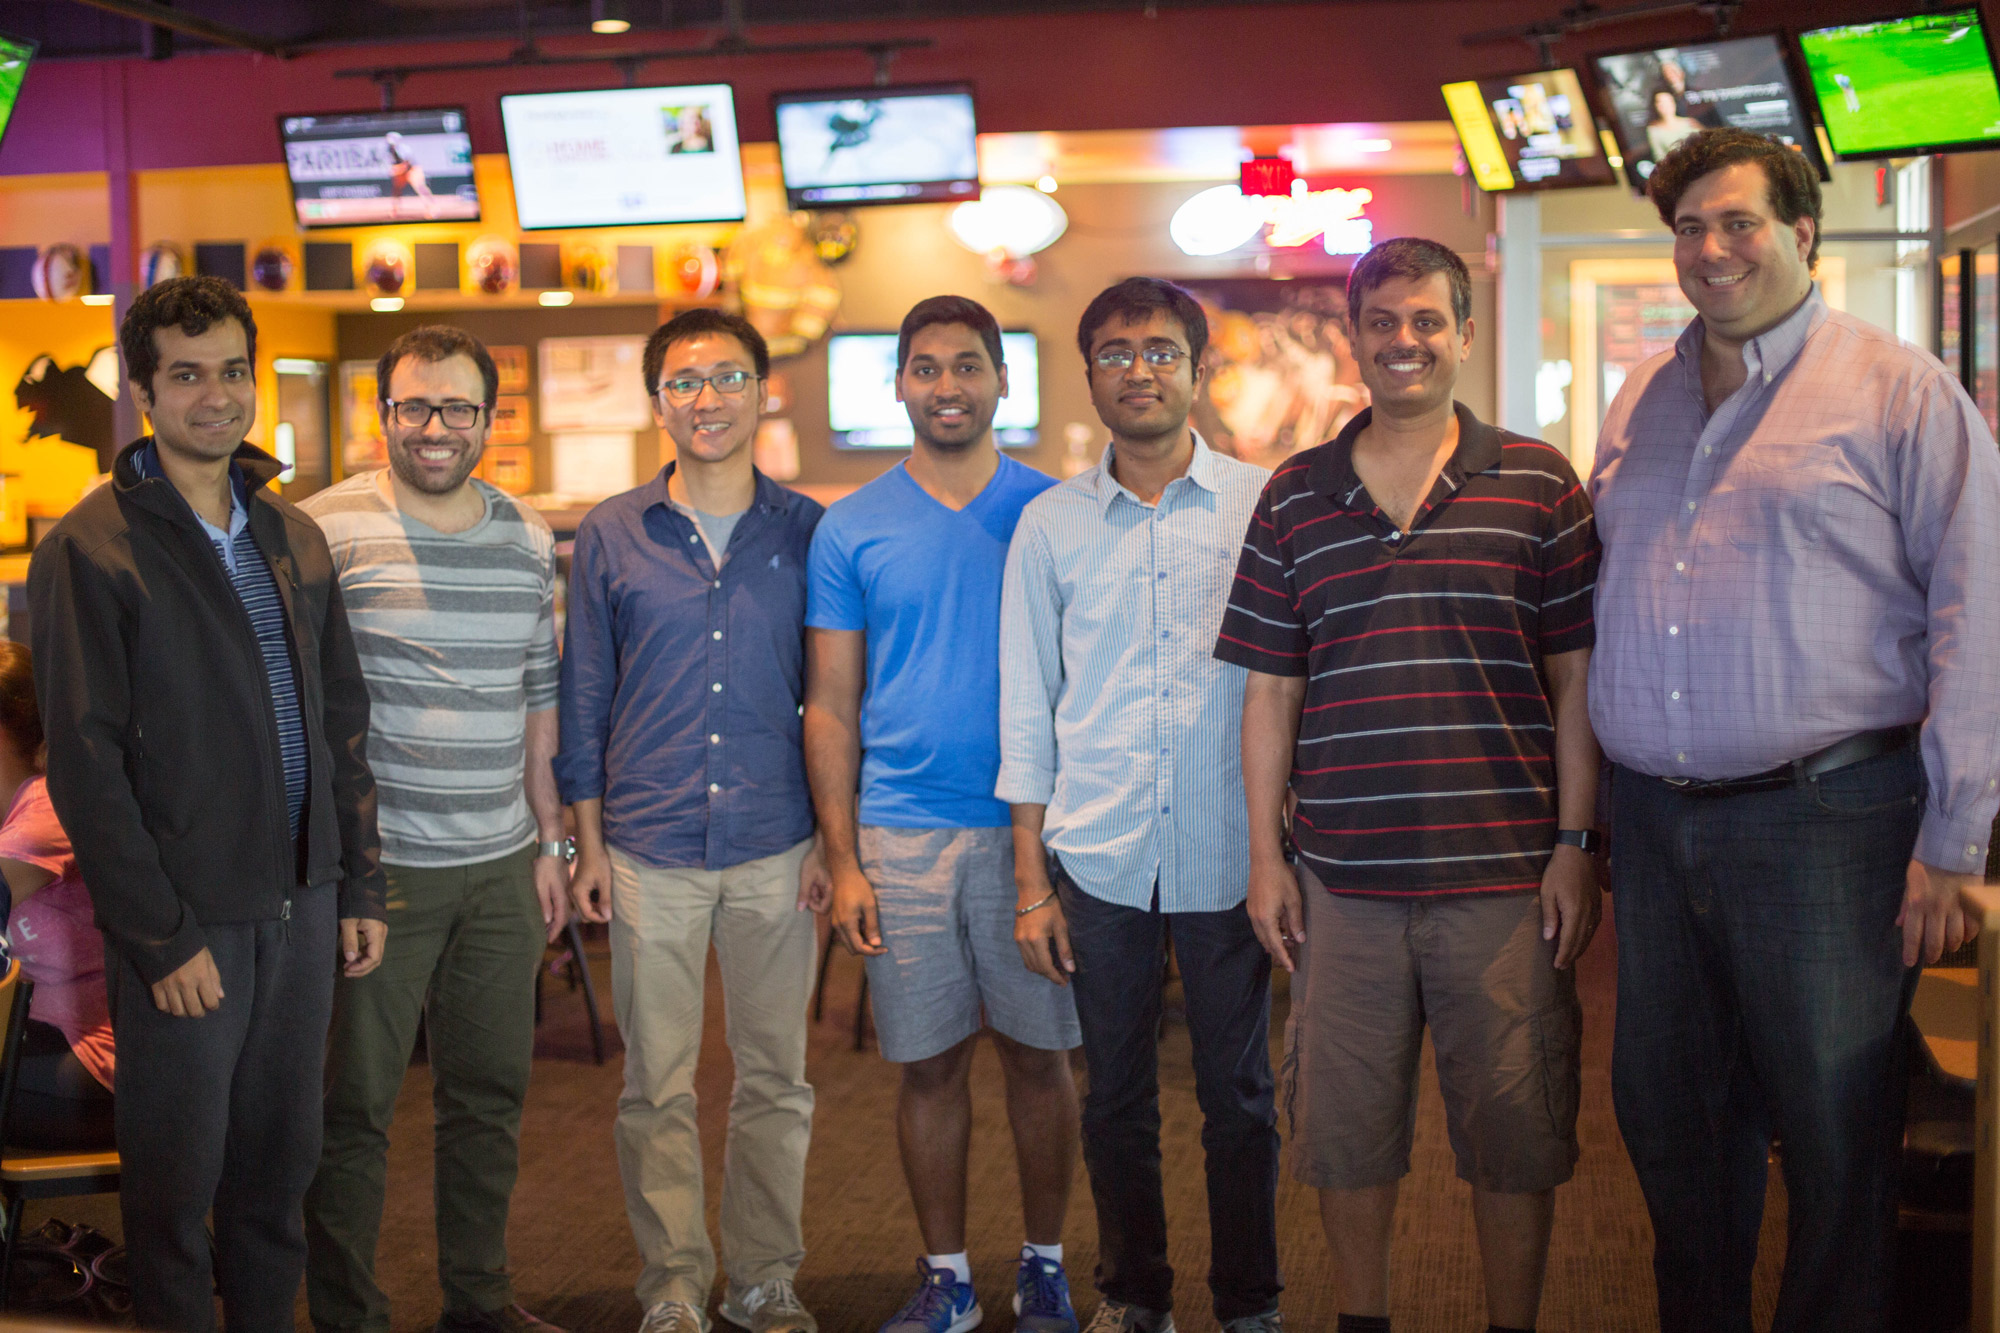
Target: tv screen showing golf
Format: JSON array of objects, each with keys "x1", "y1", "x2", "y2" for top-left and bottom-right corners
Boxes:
[
  {"x1": 279, "y1": 107, "x2": 480, "y2": 227},
  {"x1": 773, "y1": 84, "x2": 980, "y2": 209},
  {"x1": 0, "y1": 30, "x2": 35, "y2": 157},
  {"x1": 1594, "y1": 35, "x2": 1824, "y2": 184},
  {"x1": 1798, "y1": 7, "x2": 2000, "y2": 158},
  {"x1": 827, "y1": 331, "x2": 1039, "y2": 449},
  {"x1": 1441, "y1": 67, "x2": 1620, "y2": 192}
]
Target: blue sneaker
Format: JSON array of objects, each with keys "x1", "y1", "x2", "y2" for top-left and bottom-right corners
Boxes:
[
  {"x1": 1012, "y1": 1250, "x2": 1079, "y2": 1333},
  {"x1": 879, "y1": 1259, "x2": 982, "y2": 1333}
]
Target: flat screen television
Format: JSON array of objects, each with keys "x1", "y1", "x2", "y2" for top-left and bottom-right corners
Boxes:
[
  {"x1": 1593, "y1": 34, "x2": 1827, "y2": 186},
  {"x1": 0, "y1": 30, "x2": 35, "y2": 158},
  {"x1": 1797, "y1": 7, "x2": 2000, "y2": 158},
  {"x1": 500, "y1": 83, "x2": 746, "y2": 229},
  {"x1": 279, "y1": 107, "x2": 479, "y2": 228},
  {"x1": 1442, "y1": 67, "x2": 1620, "y2": 192},
  {"x1": 773, "y1": 83, "x2": 980, "y2": 209},
  {"x1": 827, "y1": 330, "x2": 1038, "y2": 449}
]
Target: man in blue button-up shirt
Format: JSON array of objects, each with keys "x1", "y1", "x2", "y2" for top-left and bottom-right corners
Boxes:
[
  {"x1": 556, "y1": 311, "x2": 825, "y2": 1333},
  {"x1": 999, "y1": 279, "x2": 1279, "y2": 1333}
]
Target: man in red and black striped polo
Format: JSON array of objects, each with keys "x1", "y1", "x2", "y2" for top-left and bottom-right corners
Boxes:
[{"x1": 1216, "y1": 237, "x2": 1603, "y2": 1333}]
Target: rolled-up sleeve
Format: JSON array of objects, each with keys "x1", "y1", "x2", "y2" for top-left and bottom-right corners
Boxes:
[
  {"x1": 996, "y1": 513, "x2": 1062, "y2": 805},
  {"x1": 554, "y1": 519, "x2": 615, "y2": 806},
  {"x1": 1895, "y1": 371, "x2": 2000, "y2": 872}
]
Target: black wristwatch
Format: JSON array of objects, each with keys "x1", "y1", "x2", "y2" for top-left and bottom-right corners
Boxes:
[{"x1": 1555, "y1": 828, "x2": 1602, "y2": 855}]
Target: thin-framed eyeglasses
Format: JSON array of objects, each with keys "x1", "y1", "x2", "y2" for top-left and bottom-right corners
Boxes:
[
  {"x1": 657, "y1": 370, "x2": 759, "y2": 404},
  {"x1": 1092, "y1": 345, "x2": 1188, "y2": 372},
  {"x1": 384, "y1": 399, "x2": 485, "y2": 430}
]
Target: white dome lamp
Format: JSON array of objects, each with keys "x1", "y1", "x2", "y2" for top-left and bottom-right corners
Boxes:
[{"x1": 949, "y1": 184, "x2": 1068, "y2": 285}]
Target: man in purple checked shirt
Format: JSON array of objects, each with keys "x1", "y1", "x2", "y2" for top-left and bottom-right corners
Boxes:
[{"x1": 1589, "y1": 127, "x2": 2000, "y2": 1333}]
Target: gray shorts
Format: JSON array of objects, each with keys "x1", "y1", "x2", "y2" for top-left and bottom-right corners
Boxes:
[
  {"x1": 1285, "y1": 862, "x2": 1581, "y2": 1194},
  {"x1": 858, "y1": 825, "x2": 1081, "y2": 1064}
]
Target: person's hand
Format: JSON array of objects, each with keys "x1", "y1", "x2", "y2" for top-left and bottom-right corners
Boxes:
[
  {"x1": 533, "y1": 853, "x2": 571, "y2": 944},
  {"x1": 570, "y1": 847, "x2": 613, "y2": 925},
  {"x1": 1013, "y1": 863, "x2": 1074, "y2": 987},
  {"x1": 829, "y1": 863, "x2": 885, "y2": 956},
  {"x1": 1539, "y1": 844, "x2": 1602, "y2": 970},
  {"x1": 341, "y1": 918, "x2": 388, "y2": 978},
  {"x1": 1247, "y1": 855, "x2": 1305, "y2": 973},
  {"x1": 151, "y1": 946, "x2": 224, "y2": 1016},
  {"x1": 1899, "y1": 859, "x2": 1976, "y2": 967},
  {"x1": 797, "y1": 839, "x2": 832, "y2": 914}
]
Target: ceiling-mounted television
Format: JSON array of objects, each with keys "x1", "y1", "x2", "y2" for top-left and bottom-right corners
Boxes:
[
  {"x1": 500, "y1": 83, "x2": 746, "y2": 229},
  {"x1": 1442, "y1": 67, "x2": 1620, "y2": 192},
  {"x1": 279, "y1": 107, "x2": 479, "y2": 228},
  {"x1": 773, "y1": 83, "x2": 979, "y2": 209},
  {"x1": 1593, "y1": 34, "x2": 1828, "y2": 187},
  {"x1": 827, "y1": 330, "x2": 1038, "y2": 449},
  {"x1": 1797, "y1": 7, "x2": 2000, "y2": 159},
  {"x1": 0, "y1": 30, "x2": 35, "y2": 159}
]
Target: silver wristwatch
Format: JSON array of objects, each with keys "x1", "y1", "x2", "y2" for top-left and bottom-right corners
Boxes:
[{"x1": 537, "y1": 838, "x2": 575, "y2": 862}]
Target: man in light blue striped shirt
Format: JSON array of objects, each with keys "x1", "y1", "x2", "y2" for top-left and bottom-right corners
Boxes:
[{"x1": 997, "y1": 278, "x2": 1280, "y2": 1333}]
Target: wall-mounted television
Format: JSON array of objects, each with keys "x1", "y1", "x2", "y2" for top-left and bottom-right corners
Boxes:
[
  {"x1": 827, "y1": 330, "x2": 1038, "y2": 449},
  {"x1": 1442, "y1": 67, "x2": 1620, "y2": 192},
  {"x1": 500, "y1": 83, "x2": 745, "y2": 229},
  {"x1": 0, "y1": 30, "x2": 35, "y2": 159},
  {"x1": 1797, "y1": 7, "x2": 2000, "y2": 159},
  {"x1": 279, "y1": 107, "x2": 479, "y2": 228},
  {"x1": 1594, "y1": 34, "x2": 1827, "y2": 186},
  {"x1": 773, "y1": 83, "x2": 980, "y2": 209}
]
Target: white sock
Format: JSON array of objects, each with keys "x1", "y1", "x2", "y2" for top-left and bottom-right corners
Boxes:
[
  {"x1": 926, "y1": 1251, "x2": 972, "y2": 1285},
  {"x1": 1023, "y1": 1241, "x2": 1063, "y2": 1263}
]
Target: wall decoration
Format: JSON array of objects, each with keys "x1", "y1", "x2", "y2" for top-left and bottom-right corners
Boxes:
[
  {"x1": 725, "y1": 216, "x2": 840, "y2": 359},
  {"x1": 303, "y1": 241, "x2": 355, "y2": 292},
  {"x1": 362, "y1": 240, "x2": 411, "y2": 296},
  {"x1": 490, "y1": 395, "x2": 531, "y2": 446},
  {"x1": 810, "y1": 212, "x2": 859, "y2": 265},
  {"x1": 14, "y1": 348, "x2": 117, "y2": 469},
  {"x1": 1178, "y1": 278, "x2": 1367, "y2": 471},
  {"x1": 664, "y1": 242, "x2": 719, "y2": 300},
  {"x1": 30, "y1": 244, "x2": 88, "y2": 302},
  {"x1": 414, "y1": 242, "x2": 461, "y2": 291},
  {"x1": 563, "y1": 241, "x2": 611, "y2": 294},
  {"x1": 550, "y1": 431, "x2": 636, "y2": 497},
  {"x1": 468, "y1": 238, "x2": 518, "y2": 296},
  {"x1": 538, "y1": 336, "x2": 651, "y2": 432},
  {"x1": 616, "y1": 245, "x2": 655, "y2": 294},
  {"x1": 490, "y1": 345, "x2": 529, "y2": 395},
  {"x1": 339, "y1": 359, "x2": 388, "y2": 473},
  {"x1": 481, "y1": 445, "x2": 532, "y2": 494},
  {"x1": 252, "y1": 242, "x2": 297, "y2": 292},
  {"x1": 138, "y1": 242, "x2": 185, "y2": 290},
  {"x1": 194, "y1": 242, "x2": 248, "y2": 290}
]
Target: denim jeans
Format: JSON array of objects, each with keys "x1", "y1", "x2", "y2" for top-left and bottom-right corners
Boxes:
[
  {"x1": 1609, "y1": 746, "x2": 1923, "y2": 1333},
  {"x1": 1052, "y1": 856, "x2": 1281, "y2": 1322}
]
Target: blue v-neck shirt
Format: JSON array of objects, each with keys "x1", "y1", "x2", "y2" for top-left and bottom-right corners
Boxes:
[{"x1": 807, "y1": 456, "x2": 1056, "y2": 829}]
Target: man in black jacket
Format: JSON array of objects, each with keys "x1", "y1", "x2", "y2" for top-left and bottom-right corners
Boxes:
[{"x1": 28, "y1": 276, "x2": 388, "y2": 1333}]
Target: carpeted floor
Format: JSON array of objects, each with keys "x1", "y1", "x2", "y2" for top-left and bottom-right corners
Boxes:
[{"x1": 33, "y1": 914, "x2": 1797, "y2": 1332}]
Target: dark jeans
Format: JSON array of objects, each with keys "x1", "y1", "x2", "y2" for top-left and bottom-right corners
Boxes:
[
  {"x1": 1052, "y1": 857, "x2": 1280, "y2": 1322},
  {"x1": 1609, "y1": 747, "x2": 1923, "y2": 1333},
  {"x1": 11, "y1": 1018, "x2": 115, "y2": 1151},
  {"x1": 108, "y1": 886, "x2": 338, "y2": 1333}
]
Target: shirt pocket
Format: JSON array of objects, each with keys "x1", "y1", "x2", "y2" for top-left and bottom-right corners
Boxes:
[{"x1": 1721, "y1": 440, "x2": 1839, "y2": 550}]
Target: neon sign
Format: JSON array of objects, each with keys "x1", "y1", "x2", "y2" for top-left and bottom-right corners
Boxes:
[{"x1": 1169, "y1": 182, "x2": 1375, "y2": 258}]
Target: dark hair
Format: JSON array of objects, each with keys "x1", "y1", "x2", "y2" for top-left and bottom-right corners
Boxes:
[
  {"x1": 119, "y1": 276, "x2": 257, "y2": 403},
  {"x1": 643, "y1": 309, "x2": 771, "y2": 394},
  {"x1": 377, "y1": 325, "x2": 499, "y2": 410},
  {"x1": 1076, "y1": 277, "x2": 1209, "y2": 367},
  {"x1": 897, "y1": 295, "x2": 1004, "y2": 372},
  {"x1": 1346, "y1": 237, "x2": 1474, "y2": 331},
  {"x1": 0, "y1": 642, "x2": 43, "y2": 772},
  {"x1": 1647, "y1": 127, "x2": 1823, "y2": 270}
]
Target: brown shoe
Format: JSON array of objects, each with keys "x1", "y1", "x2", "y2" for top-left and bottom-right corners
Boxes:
[{"x1": 437, "y1": 1304, "x2": 569, "y2": 1333}]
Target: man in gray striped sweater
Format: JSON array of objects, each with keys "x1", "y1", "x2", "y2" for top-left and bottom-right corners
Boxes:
[{"x1": 300, "y1": 326, "x2": 570, "y2": 1333}]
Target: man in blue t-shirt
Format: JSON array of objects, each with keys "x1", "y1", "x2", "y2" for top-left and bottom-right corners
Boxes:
[{"x1": 805, "y1": 296, "x2": 1082, "y2": 1333}]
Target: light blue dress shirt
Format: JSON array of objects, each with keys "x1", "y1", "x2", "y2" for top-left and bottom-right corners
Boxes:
[{"x1": 997, "y1": 435, "x2": 1269, "y2": 912}]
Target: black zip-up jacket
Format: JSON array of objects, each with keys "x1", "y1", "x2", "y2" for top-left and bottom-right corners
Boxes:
[{"x1": 28, "y1": 437, "x2": 385, "y2": 985}]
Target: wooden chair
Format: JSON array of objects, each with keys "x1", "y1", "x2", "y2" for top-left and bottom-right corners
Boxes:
[{"x1": 0, "y1": 958, "x2": 119, "y2": 1307}]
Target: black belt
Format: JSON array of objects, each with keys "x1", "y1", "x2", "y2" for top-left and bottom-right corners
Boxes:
[{"x1": 1653, "y1": 725, "x2": 1918, "y2": 798}]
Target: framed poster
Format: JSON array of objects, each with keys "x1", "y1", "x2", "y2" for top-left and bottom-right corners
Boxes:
[
  {"x1": 481, "y1": 445, "x2": 532, "y2": 495},
  {"x1": 538, "y1": 335, "x2": 651, "y2": 432},
  {"x1": 338, "y1": 359, "x2": 387, "y2": 475},
  {"x1": 1569, "y1": 257, "x2": 1847, "y2": 476},
  {"x1": 490, "y1": 395, "x2": 531, "y2": 446},
  {"x1": 490, "y1": 345, "x2": 529, "y2": 395}
]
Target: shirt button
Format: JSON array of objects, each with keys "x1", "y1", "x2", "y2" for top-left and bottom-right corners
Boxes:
[
  {"x1": 1160, "y1": 689, "x2": 1169, "y2": 698},
  {"x1": 1671, "y1": 690, "x2": 1681, "y2": 700},
  {"x1": 1971, "y1": 844, "x2": 1982, "y2": 858},
  {"x1": 689, "y1": 534, "x2": 699, "y2": 543},
  {"x1": 1686, "y1": 500, "x2": 1697, "y2": 511},
  {"x1": 1704, "y1": 446, "x2": 1713, "y2": 456},
  {"x1": 1388, "y1": 532, "x2": 1401, "y2": 542},
  {"x1": 713, "y1": 580, "x2": 722, "y2": 589},
  {"x1": 712, "y1": 630, "x2": 722, "y2": 640},
  {"x1": 1161, "y1": 806, "x2": 1170, "y2": 814},
  {"x1": 1677, "y1": 752, "x2": 1687, "y2": 762},
  {"x1": 711, "y1": 682, "x2": 722, "y2": 693},
  {"x1": 1160, "y1": 630, "x2": 1170, "y2": 639},
  {"x1": 709, "y1": 783, "x2": 720, "y2": 794},
  {"x1": 1669, "y1": 626, "x2": 1679, "y2": 636},
  {"x1": 1675, "y1": 562, "x2": 1686, "y2": 573},
  {"x1": 710, "y1": 734, "x2": 721, "y2": 744}
]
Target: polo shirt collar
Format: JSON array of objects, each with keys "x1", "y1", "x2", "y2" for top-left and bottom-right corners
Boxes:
[
  {"x1": 1306, "y1": 402, "x2": 1501, "y2": 511},
  {"x1": 1675, "y1": 282, "x2": 1827, "y2": 396},
  {"x1": 1092, "y1": 430, "x2": 1220, "y2": 514}
]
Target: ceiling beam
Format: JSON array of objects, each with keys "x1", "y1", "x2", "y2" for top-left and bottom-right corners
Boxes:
[{"x1": 64, "y1": 0, "x2": 290, "y2": 57}]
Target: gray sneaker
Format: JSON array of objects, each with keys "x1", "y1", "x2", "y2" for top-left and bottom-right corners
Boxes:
[
  {"x1": 638, "y1": 1301, "x2": 710, "y2": 1333},
  {"x1": 1219, "y1": 1314, "x2": 1282, "y2": 1333},
  {"x1": 720, "y1": 1278, "x2": 817, "y2": 1333},
  {"x1": 1081, "y1": 1303, "x2": 1175, "y2": 1333}
]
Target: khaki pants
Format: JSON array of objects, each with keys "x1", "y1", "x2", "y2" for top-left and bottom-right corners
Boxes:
[{"x1": 607, "y1": 839, "x2": 817, "y2": 1307}]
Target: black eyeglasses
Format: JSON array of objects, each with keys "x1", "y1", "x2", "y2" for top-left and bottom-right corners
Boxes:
[
  {"x1": 657, "y1": 370, "x2": 758, "y2": 404},
  {"x1": 384, "y1": 399, "x2": 485, "y2": 430},
  {"x1": 1093, "y1": 346, "x2": 1189, "y2": 371}
]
